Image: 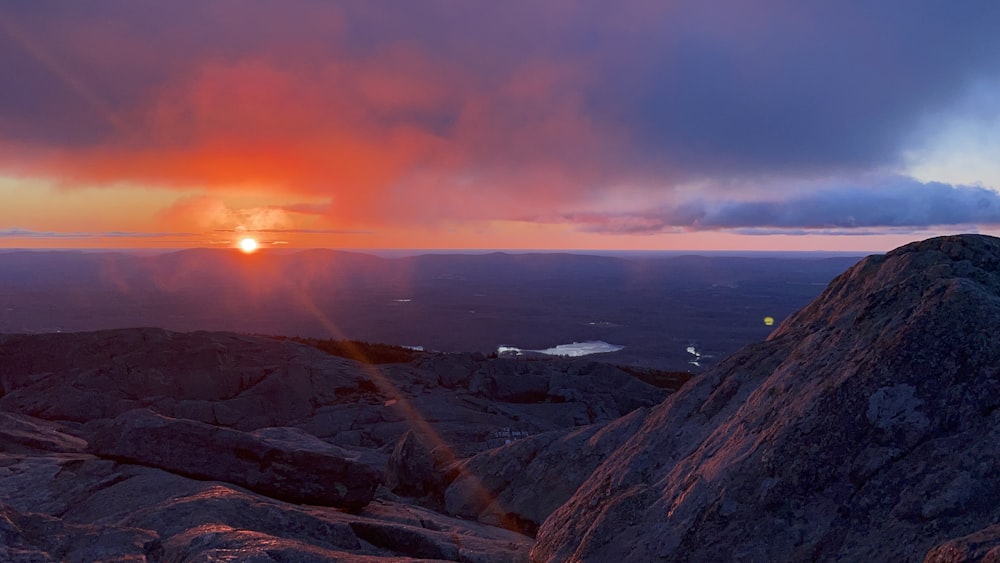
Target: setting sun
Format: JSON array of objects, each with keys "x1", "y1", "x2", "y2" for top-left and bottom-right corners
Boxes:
[{"x1": 239, "y1": 237, "x2": 258, "y2": 253}]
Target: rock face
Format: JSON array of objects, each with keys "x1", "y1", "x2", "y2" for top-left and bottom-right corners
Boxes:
[
  {"x1": 533, "y1": 234, "x2": 1000, "y2": 562},
  {"x1": 385, "y1": 430, "x2": 454, "y2": 502},
  {"x1": 444, "y1": 407, "x2": 649, "y2": 536}
]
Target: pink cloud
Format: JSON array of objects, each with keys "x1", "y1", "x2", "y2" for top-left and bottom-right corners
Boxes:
[{"x1": 2, "y1": 1, "x2": 999, "y2": 247}]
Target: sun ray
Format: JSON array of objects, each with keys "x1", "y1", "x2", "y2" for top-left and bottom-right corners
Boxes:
[{"x1": 291, "y1": 290, "x2": 503, "y2": 517}]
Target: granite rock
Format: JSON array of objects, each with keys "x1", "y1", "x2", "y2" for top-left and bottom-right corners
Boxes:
[
  {"x1": 88, "y1": 408, "x2": 380, "y2": 509},
  {"x1": 534, "y1": 234, "x2": 1000, "y2": 562}
]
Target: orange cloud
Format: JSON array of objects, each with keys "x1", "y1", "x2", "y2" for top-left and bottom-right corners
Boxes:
[
  {"x1": 158, "y1": 195, "x2": 292, "y2": 233},
  {"x1": 8, "y1": 1, "x2": 992, "y2": 250},
  {"x1": 19, "y1": 46, "x2": 617, "y2": 233}
]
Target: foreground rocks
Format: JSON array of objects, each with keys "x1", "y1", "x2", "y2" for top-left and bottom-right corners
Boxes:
[
  {"x1": 532, "y1": 234, "x2": 1000, "y2": 562},
  {"x1": 0, "y1": 325, "x2": 670, "y2": 560},
  {"x1": 0, "y1": 328, "x2": 668, "y2": 454},
  {"x1": 88, "y1": 409, "x2": 381, "y2": 510},
  {"x1": 0, "y1": 411, "x2": 531, "y2": 562}
]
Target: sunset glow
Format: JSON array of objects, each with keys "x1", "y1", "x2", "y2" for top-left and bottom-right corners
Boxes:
[
  {"x1": 239, "y1": 237, "x2": 258, "y2": 253},
  {"x1": 1, "y1": 3, "x2": 999, "y2": 251}
]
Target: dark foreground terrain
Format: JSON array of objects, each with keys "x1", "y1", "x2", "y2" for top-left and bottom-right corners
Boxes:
[
  {"x1": 1, "y1": 234, "x2": 999, "y2": 561},
  {"x1": 0, "y1": 249, "x2": 860, "y2": 370},
  {"x1": 0, "y1": 329, "x2": 675, "y2": 560}
]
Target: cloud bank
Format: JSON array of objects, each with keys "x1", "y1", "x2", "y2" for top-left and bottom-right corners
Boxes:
[
  {"x1": 561, "y1": 178, "x2": 1000, "y2": 234},
  {"x1": 1, "y1": 1, "x2": 999, "y2": 239}
]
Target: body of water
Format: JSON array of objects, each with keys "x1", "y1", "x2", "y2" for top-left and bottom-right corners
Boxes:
[{"x1": 497, "y1": 340, "x2": 625, "y2": 357}]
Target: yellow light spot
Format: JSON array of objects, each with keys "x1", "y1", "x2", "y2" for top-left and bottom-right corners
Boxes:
[
  {"x1": 239, "y1": 237, "x2": 258, "y2": 253},
  {"x1": 763, "y1": 316, "x2": 775, "y2": 326}
]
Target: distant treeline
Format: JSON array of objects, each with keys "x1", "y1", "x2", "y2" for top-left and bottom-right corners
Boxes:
[{"x1": 267, "y1": 336, "x2": 421, "y2": 364}]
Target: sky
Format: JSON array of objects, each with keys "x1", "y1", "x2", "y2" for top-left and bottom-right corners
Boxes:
[{"x1": 2, "y1": 1, "x2": 1000, "y2": 251}]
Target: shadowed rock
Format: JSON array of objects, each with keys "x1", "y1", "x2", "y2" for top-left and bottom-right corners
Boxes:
[
  {"x1": 385, "y1": 430, "x2": 456, "y2": 503},
  {"x1": 0, "y1": 328, "x2": 668, "y2": 458},
  {"x1": 0, "y1": 502, "x2": 162, "y2": 562},
  {"x1": 0, "y1": 414, "x2": 534, "y2": 562},
  {"x1": 88, "y1": 409, "x2": 379, "y2": 509},
  {"x1": 444, "y1": 407, "x2": 648, "y2": 536},
  {"x1": 533, "y1": 234, "x2": 1000, "y2": 562},
  {"x1": 0, "y1": 329, "x2": 377, "y2": 429}
]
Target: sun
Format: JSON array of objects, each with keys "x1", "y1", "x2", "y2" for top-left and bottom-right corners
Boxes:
[{"x1": 239, "y1": 237, "x2": 259, "y2": 253}]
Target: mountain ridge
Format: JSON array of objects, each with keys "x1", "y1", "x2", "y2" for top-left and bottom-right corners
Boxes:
[
  {"x1": 532, "y1": 234, "x2": 1000, "y2": 561},
  {"x1": 1, "y1": 234, "x2": 996, "y2": 560}
]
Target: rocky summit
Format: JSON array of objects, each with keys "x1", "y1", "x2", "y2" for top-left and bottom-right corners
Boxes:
[
  {"x1": 1, "y1": 234, "x2": 999, "y2": 562},
  {"x1": 533, "y1": 234, "x2": 1000, "y2": 562}
]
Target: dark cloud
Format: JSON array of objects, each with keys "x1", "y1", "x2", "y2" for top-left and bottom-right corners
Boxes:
[
  {"x1": 2, "y1": 3, "x2": 997, "y2": 163},
  {"x1": 728, "y1": 228, "x2": 949, "y2": 237},
  {"x1": 1, "y1": 0, "x2": 1000, "y2": 231},
  {"x1": 563, "y1": 178, "x2": 1000, "y2": 234},
  {"x1": 610, "y1": 2, "x2": 1000, "y2": 176}
]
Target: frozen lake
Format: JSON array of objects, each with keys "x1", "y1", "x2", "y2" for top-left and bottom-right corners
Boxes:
[{"x1": 497, "y1": 340, "x2": 625, "y2": 358}]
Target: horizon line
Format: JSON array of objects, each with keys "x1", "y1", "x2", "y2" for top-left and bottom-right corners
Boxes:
[{"x1": 0, "y1": 246, "x2": 875, "y2": 257}]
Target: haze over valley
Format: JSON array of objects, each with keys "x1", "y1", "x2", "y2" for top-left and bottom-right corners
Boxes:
[{"x1": 0, "y1": 249, "x2": 861, "y2": 371}]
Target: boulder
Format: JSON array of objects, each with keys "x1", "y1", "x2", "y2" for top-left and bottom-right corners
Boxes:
[
  {"x1": 0, "y1": 412, "x2": 88, "y2": 454},
  {"x1": 384, "y1": 430, "x2": 456, "y2": 501},
  {"x1": 88, "y1": 409, "x2": 380, "y2": 509}
]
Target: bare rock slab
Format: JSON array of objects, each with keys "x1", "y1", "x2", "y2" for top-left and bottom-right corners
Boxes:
[
  {"x1": 88, "y1": 409, "x2": 379, "y2": 509},
  {"x1": 533, "y1": 234, "x2": 1000, "y2": 562}
]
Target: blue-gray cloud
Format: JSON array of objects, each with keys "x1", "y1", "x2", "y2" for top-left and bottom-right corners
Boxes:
[
  {"x1": 563, "y1": 178, "x2": 1000, "y2": 234},
  {"x1": 1, "y1": 0, "x2": 999, "y2": 182}
]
